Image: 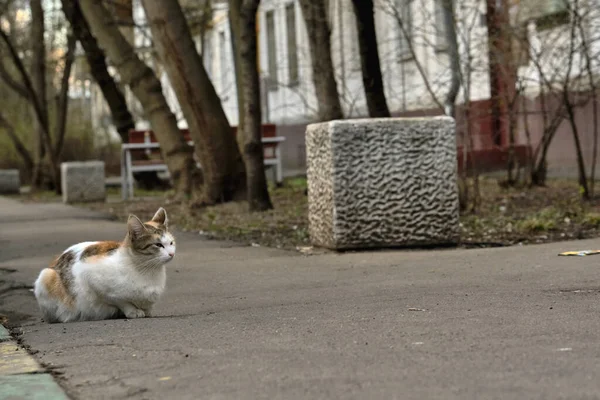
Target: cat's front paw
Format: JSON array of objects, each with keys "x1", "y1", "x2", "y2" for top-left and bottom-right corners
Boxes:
[{"x1": 124, "y1": 308, "x2": 146, "y2": 319}]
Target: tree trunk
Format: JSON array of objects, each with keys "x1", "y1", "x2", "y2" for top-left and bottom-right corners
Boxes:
[
  {"x1": 1, "y1": 2, "x2": 60, "y2": 192},
  {"x1": 230, "y1": 0, "x2": 273, "y2": 211},
  {"x1": 229, "y1": 1, "x2": 245, "y2": 135},
  {"x1": 565, "y1": 94, "x2": 590, "y2": 199},
  {"x1": 53, "y1": 33, "x2": 76, "y2": 160},
  {"x1": 61, "y1": 0, "x2": 135, "y2": 142},
  {"x1": 298, "y1": 0, "x2": 344, "y2": 121},
  {"x1": 441, "y1": 0, "x2": 460, "y2": 117},
  {"x1": 0, "y1": 111, "x2": 34, "y2": 177},
  {"x1": 61, "y1": 0, "x2": 165, "y2": 190},
  {"x1": 30, "y1": 0, "x2": 50, "y2": 190},
  {"x1": 141, "y1": 0, "x2": 247, "y2": 206},
  {"x1": 350, "y1": 0, "x2": 390, "y2": 118},
  {"x1": 485, "y1": 0, "x2": 515, "y2": 147},
  {"x1": 80, "y1": 0, "x2": 196, "y2": 198}
]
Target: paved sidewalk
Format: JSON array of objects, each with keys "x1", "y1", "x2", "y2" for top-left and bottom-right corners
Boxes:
[
  {"x1": 2, "y1": 196, "x2": 600, "y2": 399},
  {"x1": 0, "y1": 319, "x2": 68, "y2": 399}
]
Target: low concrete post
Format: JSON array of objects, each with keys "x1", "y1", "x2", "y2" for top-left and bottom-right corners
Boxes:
[
  {"x1": 61, "y1": 161, "x2": 106, "y2": 204},
  {"x1": 0, "y1": 170, "x2": 20, "y2": 194},
  {"x1": 306, "y1": 117, "x2": 459, "y2": 250}
]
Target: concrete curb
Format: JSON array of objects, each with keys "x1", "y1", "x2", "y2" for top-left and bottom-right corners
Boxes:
[{"x1": 0, "y1": 324, "x2": 69, "y2": 400}]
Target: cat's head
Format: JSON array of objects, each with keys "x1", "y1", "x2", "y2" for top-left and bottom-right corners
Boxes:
[{"x1": 126, "y1": 208, "x2": 176, "y2": 264}]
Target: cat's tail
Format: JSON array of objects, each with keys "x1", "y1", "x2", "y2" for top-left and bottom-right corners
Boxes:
[{"x1": 34, "y1": 268, "x2": 73, "y2": 323}]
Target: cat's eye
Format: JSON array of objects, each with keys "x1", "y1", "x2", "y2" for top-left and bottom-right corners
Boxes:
[
  {"x1": 155, "y1": 243, "x2": 164, "y2": 248},
  {"x1": 170, "y1": 241, "x2": 174, "y2": 245}
]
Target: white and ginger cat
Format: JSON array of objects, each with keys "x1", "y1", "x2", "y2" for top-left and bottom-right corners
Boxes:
[{"x1": 34, "y1": 208, "x2": 175, "y2": 323}]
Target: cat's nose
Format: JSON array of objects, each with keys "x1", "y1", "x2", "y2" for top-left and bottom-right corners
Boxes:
[{"x1": 168, "y1": 252, "x2": 174, "y2": 258}]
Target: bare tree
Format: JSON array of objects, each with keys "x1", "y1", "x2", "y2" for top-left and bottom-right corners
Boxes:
[
  {"x1": 61, "y1": 0, "x2": 134, "y2": 143},
  {"x1": 441, "y1": 0, "x2": 460, "y2": 117},
  {"x1": 0, "y1": 111, "x2": 33, "y2": 174},
  {"x1": 79, "y1": 0, "x2": 196, "y2": 199},
  {"x1": 229, "y1": 0, "x2": 272, "y2": 211},
  {"x1": 351, "y1": 0, "x2": 390, "y2": 118},
  {"x1": 29, "y1": 0, "x2": 48, "y2": 187},
  {"x1": 61, "y1": 0, "x2": 166, "y2": 190},
  {"x1": 0, "y1": 0, "x2": 75, "y2": 192},
  {"x1": 298, "y1": 0, "x2": 343, "y2": 121},
  {"x1": 229, "y1": 0, "x2": 245, "y2": 133},
  {"x1": 576, "y1": 4, "x2": 599, "y2": 196},
  {"x1": 561, "y1": 0, "x2": 589, "y2": 198},
  {"x1": 140, "y1": 0, "x2": 247, "y2": 206}
]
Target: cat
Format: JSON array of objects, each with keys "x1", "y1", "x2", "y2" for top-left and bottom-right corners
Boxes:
[{"x1": 33, "y1": 208, "x2": 175, "y2": 323}]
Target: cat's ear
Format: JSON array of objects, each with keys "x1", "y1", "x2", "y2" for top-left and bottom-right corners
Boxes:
[
  {"x1": 127, "y1": 214, "x2": 147, "y2": 239},
  {"x1": 151, "y1": 207, "x2": 168, "y2": 227}
]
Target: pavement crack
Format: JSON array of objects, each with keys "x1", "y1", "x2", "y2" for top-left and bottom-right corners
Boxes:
[{"x1": 0, "y1": 281, "x2": 33, "y2": 297}]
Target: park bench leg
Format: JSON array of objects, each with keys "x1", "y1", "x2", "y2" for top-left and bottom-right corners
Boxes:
[
  {"x1": 121, "y1": 149, "x2": 128, "y2": 201},
  {"x1": 126, "y1": 151, "x2": 135, "y2": 199},
  {"x1": 275, "y1": 146, "x2": 283, "y2": 187}
]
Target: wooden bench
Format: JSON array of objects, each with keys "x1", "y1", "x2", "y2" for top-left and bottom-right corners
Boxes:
[{"x1": 120, "y1": 124, "x2": 285, "y2": 200}]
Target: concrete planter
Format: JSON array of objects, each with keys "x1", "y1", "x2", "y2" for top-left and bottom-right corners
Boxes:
[
  {"x1": 0, "y1": 170, "x2": 20, "y2": 194},
  {"x1": 306, "y1": 117, "x2": 459, "y2": 250},
  {"x1": 61, "y1": 161, "x2": 106, "y2": 204}
]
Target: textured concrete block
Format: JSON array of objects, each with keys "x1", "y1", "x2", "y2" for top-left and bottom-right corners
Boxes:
[
  {"x1": 306, "y1": 117, "x2": 459, "y2": 250},
  {"x1": 61, "y1": 161, "x2": 106, "y2": 203},
  {"x1": 0, "y1": 169, "x2": 20, "y2": 194}
]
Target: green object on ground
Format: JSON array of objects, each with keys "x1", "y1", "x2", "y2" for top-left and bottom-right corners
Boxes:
[
  {"x1": 0, "y1": 374, "x2": 69, "y2": 400},
  {"x1": 0, "y1": 324, "x2": 69, "y2": 399},
  {"x1": 0, "y1": 325, "x2": 9, "y2": 342},
  {"x1": 0, "y1": 341, "x2": 42, "y2": 375}
]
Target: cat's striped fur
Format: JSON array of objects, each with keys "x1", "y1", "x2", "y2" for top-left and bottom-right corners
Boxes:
[{"x1": 34, "y1": 208, "x2": 175, "y2": 323}]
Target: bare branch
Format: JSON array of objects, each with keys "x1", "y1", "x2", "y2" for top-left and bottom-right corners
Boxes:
[
  {"x1": 0, "y1": 54, "x2": 28, "y2": 98},
  {"x1": 0, "y1": 27, "x2": 48, "y2": 131},
  {"x1": 53, "y1": 32, "x2": 76, "y2": 158},
  {"x1": 0, "y1": 110, "x2": 33, "y2": 170}
]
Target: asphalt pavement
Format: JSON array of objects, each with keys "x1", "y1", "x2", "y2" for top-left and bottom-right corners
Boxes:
[{"x1": 2, "y1": 196, "x2": 600, "y2": 400}]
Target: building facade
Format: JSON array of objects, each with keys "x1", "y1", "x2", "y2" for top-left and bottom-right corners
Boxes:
[{"x1": 91, "y1": 0, "x2": 599, "y2": 178}]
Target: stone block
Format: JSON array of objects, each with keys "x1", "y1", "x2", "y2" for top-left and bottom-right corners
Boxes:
[
  {"x1": 306, "y1": 117, "x2": 459, "y2": 250},
  {"x1": 0, "y1": 170, "x2": 20, "y2": 194},
  {"x1": 61, "y1": 161, "x2": 106, "y2": 203}
]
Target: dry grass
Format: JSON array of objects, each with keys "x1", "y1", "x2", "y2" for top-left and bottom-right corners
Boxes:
[{"x1": 15, "y1": 176, "x2": 600, "y2": 250}]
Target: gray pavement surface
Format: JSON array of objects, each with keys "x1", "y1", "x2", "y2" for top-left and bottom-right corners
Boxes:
[{"x1": 2, "y1": 196, "x2": 600, "y2": 399}]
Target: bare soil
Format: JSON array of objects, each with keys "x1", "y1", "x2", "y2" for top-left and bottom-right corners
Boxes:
[{"x1": 15, "y1": 177, "x2": 600, "y2": 251}]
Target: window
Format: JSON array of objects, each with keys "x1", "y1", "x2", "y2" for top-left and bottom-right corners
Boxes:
[
  {"x1": 435, "y1": 0, "x2": 450, "y2": 52},
  {"x1": 286, "y1": 4, "x2": 299, "y2": 85},
  {"x1": 266, "y1": 10, "x2": 278, "y2": 90},
  {"x1": 396, "y1": 0, "x2": 413, "y2": 61},
  {"x1": 219, "y1": 31, "x2": 227, "y2": 93}
]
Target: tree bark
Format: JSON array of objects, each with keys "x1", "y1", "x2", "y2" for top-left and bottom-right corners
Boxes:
[
  {"x1": 230, "y1": 0, "x2": 273, "y2": 211},
  {"x1": 80, "y1": 0, "x2": 196, "y2": 198},
  {"x1": 485, "y1": 0, "x2": 515, "y2": 147},
  {"x1": 229, "y1": 0, "x2": 245, "y2": 135},
  {"x1": 565, "y1": 93, "x2": 590, "y2": 199},
  {"x1": 30, "y1": 0, "x2": 50, "y2": 190},
  {"x1": 60, "y1": 0, "x2": 135, "y2": 142},
  {"x1": 0, "y1": 7, "x2": 60, "y2": 192},
  {"x1": 350, "y1": 0, "x2": 390, "y2": 118},
  {"x1": 298, "y1": 0, "x2": 344, "y2": 121},
  {"x1": 141, "y1": 0, "x2": 247, "y2": 206},
  {"x1": 441, "y1": 0, "x2": 460, "y2": 117},
  {"x1": 53, "y1": 33, "x2": 76, "y2": 160},
  {"x1": 62, "y1": 0, "x2": 165, "y2": 190},
  {"x1": 0, "y1": 111, "x2": 33, "y2": 176}
]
